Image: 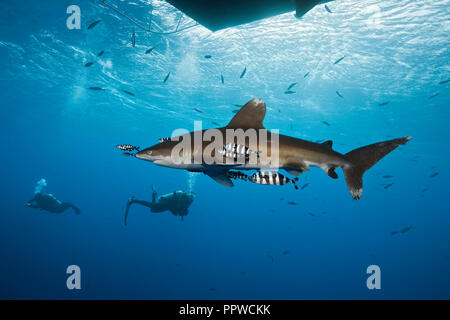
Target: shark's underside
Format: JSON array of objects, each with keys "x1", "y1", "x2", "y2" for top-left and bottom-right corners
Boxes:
[{"x1": 135, "y1": 98, "x2": 411, "y2": 199}]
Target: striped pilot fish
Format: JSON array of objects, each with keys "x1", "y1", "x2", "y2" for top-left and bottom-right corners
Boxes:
[
  {"x1": 249, "y1": 171, "x2": 299, "y2": 190},
  {"x1": 217, "y1": 143, "x2": 261, "y2": 159},
  {"x1": 116, "y1": 144, "x2": 140, "y2": 152},
  {"x1": 158, "y1": 137, "x2": 171, "y2": 143},
  {"x1": 227, "y1": 170, "x2": 248, "y2": 181}
]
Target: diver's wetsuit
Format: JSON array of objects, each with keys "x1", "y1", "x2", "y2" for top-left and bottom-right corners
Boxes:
[
  {"x1": 27, "y1": 193, "x2": 80, "y2": 214},
  {"x1": 124, "y1": 187, "x2": 194, "y2": 225}
]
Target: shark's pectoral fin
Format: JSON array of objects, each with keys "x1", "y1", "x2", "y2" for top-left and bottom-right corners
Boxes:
[
  {"x1": 226, "y1": 98, "x2": 266, "y2": 129},
  {"x1": 204, "y1": 170, "x2": 234, "y2": 188},
  {"x1": 284, "y1": 169, "x2": 303, "y2": 176}
]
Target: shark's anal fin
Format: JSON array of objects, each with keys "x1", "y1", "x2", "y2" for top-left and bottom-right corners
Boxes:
[
  {"x1": 226, "y1": 98, "x2": 266, "y2": 129},
  {"x1": 204, "y1": 171, "x2": 234, "y2": 188},
  {"x1": 328, "y1": 167, "x2": 338, "y2": 179}
]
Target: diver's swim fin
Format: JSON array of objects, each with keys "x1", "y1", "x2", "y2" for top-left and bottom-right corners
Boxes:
[{"x1": 124, "y1": 196, "x2": 134, "y2": 226}]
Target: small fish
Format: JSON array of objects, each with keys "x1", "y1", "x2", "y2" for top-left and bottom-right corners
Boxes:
[
  {"x1": 401, "y1": 226, "x2": 412, "y2": 233},
  {"x1": 145, "y1": 47, "x2": 155, "y2": 54},
  {"x1": 439, "y1": 79, "x2": 450, "y2": 85},
  {"x1": 428, "y1": 92, "x2": 439, "y2": 99},
  {"x1": 218, "y1": 143, "x2": 261, "y2": 160},
  {"x1": 97, "y1": 50, "x2": 104, "y2": 57},
  {"x1": 287, "y1": 201, "x2": 299, "y2": 205},
  {"x1": 282, "y1": 250, "x2": 291, "y2": 255},
  {"x1": 334, "y1": 56, "x2": 345, "y2": 65},
  {"x1": 378, "y1": 101, "x2": 390, "y2": 106},
  {"x1": 227, "y1": 171, "x2": 248, "y2": 181},
  {"x1": 116, "y1": 144, "x2": 140, "y2": 152},
  {"x1": 304, "y1": 72, "x2": 310, "y2": 78},
  {"x1": 221, "y1": 74, "x2": 224, "y2": 84},
  {"x1": 122, "y1": 152, "x2": 135, "y2": 157},
  {"x1": 158, "y1": 137, "x2": 171, "y2": 143},
  {"x1": 240, "y1": 67, "x2": 247, "y2": 79},
  {"x1": 249, "y1": 171, "x2": 299, "y2": 189},
  {"x1": 88, "y1": 86, "x2": 104, "y2": 91},
  {"x1": 193, "y1": 107, "x2": 203, "y2": 113},
  {"x1": 325, "y1": 5, "x2": 332, "y2": 13},
  {"x1": 382, "y1": 175, "x2": 394, "y2": 178},
  {"x1": 280, "y1": 197, "x2": 284, "y2": 201},
  {"x1": 336, "y1": 91, "x2": 344, "y2": 98},
  {"x1": 204, "y1": 55, "x2": 212, "y2": 59},
  {"x1": 87, "y1": 20, "x2": 101, "y2": 30},
  {"x1": 163, "y1": 72, "x2": 171, "y2": 83},
  {"x1": 391, "y1": 231, "x2": 398, "y2": 235},
  {"x1": 232, "y1": 109, "x2": 239, "y2": 114},
  {"x1": 287, "y1": 82, "x2": 297, "y2": 90},
  {"x1": 308, "y1": 212, "x2": 316, "y2": 216},
  {"x1": 383, "y1": 183, "x2": 394, "y2": 189},
  {"x1": 131, "y1": 27, "x2": 136, "y2": 47},
  {"x1": 429, "y1": 172, "x2": 439, "y2": 178},
  {"x1": 122, "y1": 90, "x2": 135, "y2": 96},
  {"x1": 284, "y1": 90, "x2": 296, "y2": 95},
  {"x1": 321, "y1": 121, "x2": 331, "y2": 126},
  {"x1": 85, "y1": 62, "x2": 94, "y2": 67},
  {"x1": 301, "y1": 183, "x2": 310, "y2": 190}
]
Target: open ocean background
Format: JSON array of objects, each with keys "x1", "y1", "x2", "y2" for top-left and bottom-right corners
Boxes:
[{"x1": 0, "y1": 0, "x2": 449, "y2": 299}]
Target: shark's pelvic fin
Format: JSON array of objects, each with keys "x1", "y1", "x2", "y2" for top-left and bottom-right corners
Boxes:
[
  {"x1": 285, "y1": 169, "x2": 303, "y2": 176},
  {"x1": 204, "y1": 170, "x2": 234, "y2": 187},
  {"x1": 285, "y1": 161, "x2": 309, "y2": 172},
  {"x1": 227, "y1": 98, "x2": 266, "y2": 129}
]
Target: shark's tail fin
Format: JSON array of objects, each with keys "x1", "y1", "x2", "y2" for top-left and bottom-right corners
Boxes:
[{"x1": 343, "y1": 137, "x2": 412, "y2": 200}]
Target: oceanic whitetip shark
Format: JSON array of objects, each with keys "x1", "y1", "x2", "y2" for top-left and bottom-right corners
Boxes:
[{"x1": 135, "y1": 98, "x2": 411, "y2": 199}]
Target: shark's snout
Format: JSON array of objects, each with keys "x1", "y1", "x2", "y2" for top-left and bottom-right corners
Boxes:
[{"x1": 135, "y1": 149, "x2": 153, "y2": 161}]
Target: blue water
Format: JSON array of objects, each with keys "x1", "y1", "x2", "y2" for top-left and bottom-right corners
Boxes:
[{"x1": 1, "y1": 0, "x2": 449, "y2": 299}]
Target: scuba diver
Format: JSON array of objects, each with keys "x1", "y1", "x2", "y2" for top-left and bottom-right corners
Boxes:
[
  {"x1": 124, "y1": 186, "x2": 195, "y2": 225},
  {"x1": 26, "y1": 178, "x2": 80, "y2": 215}
]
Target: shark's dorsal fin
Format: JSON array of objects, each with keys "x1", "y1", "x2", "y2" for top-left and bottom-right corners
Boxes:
[
  {"x1": 321, "y1": 140, "x2": 333, "y2": 149},
  {"x1": 226, "y1": 98, "x2": 266, "y2": 129},
  {"x1": 204, "y1": 171, "x2": 234, "y2": 188}
]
